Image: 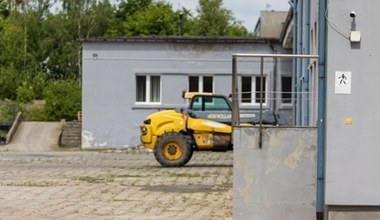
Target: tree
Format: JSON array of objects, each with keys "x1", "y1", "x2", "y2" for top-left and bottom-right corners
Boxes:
[
  {"x1": 0, "y1": 66, "x2": 19, "y2": 100},
  {"x1": 116, "y1": 0, "x2": 152, "y2": 20},
  {"x1": 176, "y1": 7, "x2": 194, "y2": 36},
  {"x1": 0, "y1": 0, "x2": 9, "y2": 18},
  {"x1": 43, "y1": 80, "x2": 81, "y2": 120},
  {"x1": 0, "y1": 0, "x2": 254, "y2": 120},
  {"x1": 87, "y1": 0, "x2": 120, "y2": 37},
  {"x1": 0, "y1": 0, "x2": 52, "y2": 73},
  {"x1": 191, "y1": 0, "x2": 250, "y2": 36},
  {"x1": 124, "y1": 1, "x2": 178, "y2": 36},
  {"x1": 42, "y1": 0, "x2": 118, "y2": 79},
  {"x1": 17, "y1": 81, "x2": 35, "y2": 103},
  {"x1": 40, "y1": 13, "x2": 83, "y2": 79},
  {"x1": 226, "y1": 21, "x2": 251, "y2": 37}
]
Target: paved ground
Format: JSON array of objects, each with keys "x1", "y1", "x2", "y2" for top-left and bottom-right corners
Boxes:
[{"x1": 0, "y1": 147, "x2": 233, "y2": 220}]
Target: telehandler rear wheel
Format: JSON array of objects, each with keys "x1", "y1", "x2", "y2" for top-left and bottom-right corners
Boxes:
[{"x1": 154, "y1": 132, "x2": 193, "y2": 167}]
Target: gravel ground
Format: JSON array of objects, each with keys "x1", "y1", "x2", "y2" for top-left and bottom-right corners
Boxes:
[{"x1": 0, "y1": 148, "x2": 233, "y2": 220}]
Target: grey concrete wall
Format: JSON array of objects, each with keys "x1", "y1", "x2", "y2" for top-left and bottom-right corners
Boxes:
[
  {"x1": 82, "y1": 40, "x2": 292, "y2": 148},
  {"x1": 325, "y1": 0, "x2": 380, "y2": 207},
  {"x1": 233, "y1": 127, "x2": 317, "y2": 220},
  {"x1": 328, "y1": 209, "x2": 380, "y2": 220},
  {"x1": 290, "y1": 0, "x2": 380, "y2": 217}
]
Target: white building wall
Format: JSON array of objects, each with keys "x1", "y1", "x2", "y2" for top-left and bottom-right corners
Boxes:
[{"x1": 82, "y1": 38, "x2": 292, "y2": 148}]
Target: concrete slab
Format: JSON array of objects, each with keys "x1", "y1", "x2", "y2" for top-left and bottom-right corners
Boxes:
[
  {"x1": 329, "y1": 212, "x2": 380, "y2": 220},
  {"x1": 5, "y1": 122, "x2": 62, "y2": 152},
  {"x1": 233, "y1": 127, "x2": 317, "y2": 220}
]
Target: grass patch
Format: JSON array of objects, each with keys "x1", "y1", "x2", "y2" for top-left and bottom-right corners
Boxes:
[
  {"x1": 111, "y1": 174, "x2": 144, "y2": 178},
  {"x1": 7, "y1": 181, "x2": 56, "y2": 187},
  {"x1": 169, "y1": 172, "x2": 202, "y2": 178},
  {"x1": 72, "y1": 173, "x2": 146, "y2": 183},
  {"x1": 73, "y1": 175, "x2": 115, "y2": 183}
]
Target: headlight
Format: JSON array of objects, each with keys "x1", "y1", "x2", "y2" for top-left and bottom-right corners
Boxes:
[{"x1": 141, "y1": 126, "x2": 147, "y2": 135}]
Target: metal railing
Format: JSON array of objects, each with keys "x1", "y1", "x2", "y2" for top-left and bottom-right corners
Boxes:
[
  {"x1": 231, "y1": 53, "x2": 319, "y2": 148},
  {"x1": 0, "y1": 102, "x2": 18, "y2": 144},
  {"x1": 0, "y1": 102, "x2": 17, "y2": 125}
]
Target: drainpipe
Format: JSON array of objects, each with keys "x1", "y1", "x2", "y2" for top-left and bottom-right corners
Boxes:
[
  {"x1": 290, "y1": 0, "x2": 297, "y2": 126},
  {"x1": 297, "y1": 0, "x2": 303, "y2": 126},
  {"x1": 316, "y1": 0, "x2": 327, "y2": 219},
  {"x1": 273, "y1": 55, "x2": 278, "y2": 112},
  {"x1": 304, "y1": 0, "x2": 310, "y2": 125},
  {"x1": 267, "y1": 42, "x2": 277, "y2": 113}
]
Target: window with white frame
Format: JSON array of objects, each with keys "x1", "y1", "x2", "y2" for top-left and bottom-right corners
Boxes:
[
  {"x1": 136, "y1": 75, "x2": 161, "y2": 104},
  {"x1": 189, "y1": 76, "x2": 213, "y2": 93},
  {"x1": 241, "y1": 76, "x2": 267, "y2": 105}
]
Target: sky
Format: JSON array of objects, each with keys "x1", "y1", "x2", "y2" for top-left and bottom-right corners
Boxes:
[{"x1": 164, "y1": 0, "x2": 290, "y2": 32}]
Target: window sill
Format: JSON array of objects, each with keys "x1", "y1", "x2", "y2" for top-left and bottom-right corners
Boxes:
[
  {"x1": 239, "y1": 104, "x2": 269, "y2": 108},
  {"x1": 278, "y1": 105, "x2": 293, "y2": 110}
]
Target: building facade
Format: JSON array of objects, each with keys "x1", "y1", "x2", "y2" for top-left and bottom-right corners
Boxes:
[
  {"x1": 290, "y1": 0, "x2": 380, "y2": 218},
  {"x1": 281, "y1": 0, "x2": 320, "y2": 127},
  {"x1": 81, "y1": 37, "x2": 292, "y2": 148}
]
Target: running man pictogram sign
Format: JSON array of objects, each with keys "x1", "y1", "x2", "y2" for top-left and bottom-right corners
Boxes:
[{"x1": 335, "y1": 71, "x2": 352, "y2": 94}]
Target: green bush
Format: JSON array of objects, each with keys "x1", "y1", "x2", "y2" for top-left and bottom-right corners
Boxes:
[
  {"x1": 0, "y1": 130, "x2": 7, "y2": 144},
  {"x1": 0, "y1": 100, "x2": 16, "y2": 122},
  {"x1": 31, "y1": 72, "x2": 48, "y2": 99},
  {"x1": 0, "y1": 67, "x2": 19, "y2": 100},
  {"x1": 43, "y1": 80, "x2": 81, "y2": 121},
  {"x1": 27, "y1": 104, "x2": 46, "y2": 121},
  {"x1": 17, "y1": 81, "x2": 35, "y2": 104},
  {"x1": 18, "y1": 102, "x2": 46, "y2": 121}
]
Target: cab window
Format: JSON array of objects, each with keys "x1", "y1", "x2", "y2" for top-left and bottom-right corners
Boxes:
[{"x1": 191, "y1": 96, "x2": 231, "y2": 111}]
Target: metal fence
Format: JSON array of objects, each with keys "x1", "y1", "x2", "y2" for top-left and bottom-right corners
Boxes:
[
  {"x1": 232, "y1": 53, "x2": 319, "y2": 126},
  {"x1": 231, "y1": 53, "x2": 319, "y2": 148},
  {"x1": 238, "y1": 90, "x2": 320, "y2": 126},
  {"x1": 0, "y1": 102, "x2": 18, "y2": 144}
]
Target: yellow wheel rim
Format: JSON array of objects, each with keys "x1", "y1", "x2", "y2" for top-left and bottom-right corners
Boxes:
[{"x1": 163, "y1": 141, "x2": 182, "y2": 160}]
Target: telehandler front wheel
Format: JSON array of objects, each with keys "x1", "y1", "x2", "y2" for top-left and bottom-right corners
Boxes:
[{"x1": 154, "y1": 132, "x2": 193, "y2": 167}]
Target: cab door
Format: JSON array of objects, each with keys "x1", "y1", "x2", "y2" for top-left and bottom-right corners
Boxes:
[{"x1": 189, "y1": 95, "x2": 232, "y2": 124}]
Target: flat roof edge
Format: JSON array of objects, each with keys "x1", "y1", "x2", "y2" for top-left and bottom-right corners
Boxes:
[{"x1": 80, "y1": 36, "x2": 281, "y2": 44}]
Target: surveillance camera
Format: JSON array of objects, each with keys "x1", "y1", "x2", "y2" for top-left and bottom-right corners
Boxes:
[{"x1": 350, "y1": 11, "x2": 356, "y2": 18}]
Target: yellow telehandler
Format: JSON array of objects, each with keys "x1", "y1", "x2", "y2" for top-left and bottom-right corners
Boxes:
[{"x1": 140, "y1": 91, "x2": 285, "y2": 167}]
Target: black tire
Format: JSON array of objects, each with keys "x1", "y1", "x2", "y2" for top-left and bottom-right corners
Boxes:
[{"x1": 154, "y1": 132, "x2": 193, "y2": 167}]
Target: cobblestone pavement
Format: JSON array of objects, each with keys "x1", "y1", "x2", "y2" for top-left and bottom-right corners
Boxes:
[{"x1": 0, "y1": 148, "x2": 232, "y2": 220}]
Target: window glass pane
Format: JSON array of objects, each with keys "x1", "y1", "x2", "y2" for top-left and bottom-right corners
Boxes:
[
  {"x1": 150, "y1": 76, "x2": 160, "y2": 102},
  {"x1": 255, "y1": 76, "x2": 266, "y2": 103},
  {"x1": 189, "y1": 76, "x2": 199, "y2": 92},
  {"x1": 281, "y1": 76, "x2": 292, "y2": 104},
  {"x1": 191, "y1": 96, "x2": 202, "y2": 110},
  {"x1": 203, "y1": 76, "x2": 213, "y2": 93},
  {"x1": 136, "y1": 76, "x2": 146, "y2": 102},
  {"x1": 204, "y1": 97, "x2": 231, "y2": 111},
  {"x1": 241, "y1": 76, "x2": 252, "y2": 103}
]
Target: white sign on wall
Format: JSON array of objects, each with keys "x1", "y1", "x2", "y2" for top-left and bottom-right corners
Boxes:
[{"x1": 335, "y1": 71, "x2": 352, "y2": 94}]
